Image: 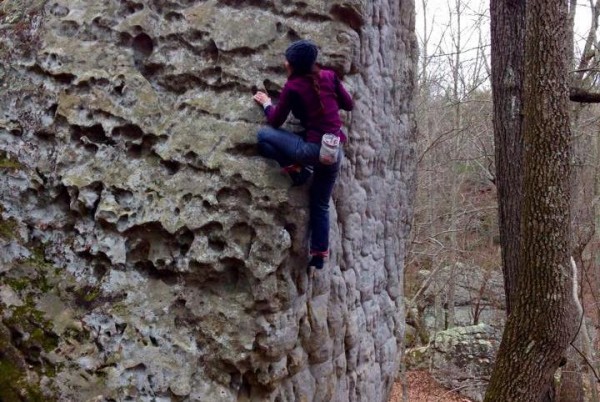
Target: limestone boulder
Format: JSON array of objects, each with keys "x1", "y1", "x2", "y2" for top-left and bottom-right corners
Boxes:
[
  {"x1": 418, "y1": 263, "x2": 506, "y2": 334},
  {"x1": 0, "y1": 0, "x2": 417, "y2": 401},
  {"x1": 430, "y1": 324, "x2": 500, "y2": 402}
]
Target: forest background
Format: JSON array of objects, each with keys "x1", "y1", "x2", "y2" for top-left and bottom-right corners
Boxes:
[{"x1": 406, "y1": 0, "x2": 600, "y2": 399}]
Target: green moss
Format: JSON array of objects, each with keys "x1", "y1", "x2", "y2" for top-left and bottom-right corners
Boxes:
[
  {"x1": 0, "y1": 357, "x2": 21, "y2": 383},
  {"x1": 19, "y1": 382, "x2": 45, "y2": 402},
  {"x1": 23, "y1": 244, "x2": 54, "y2": 293},
  {"x1": 5, "y1": 302, "x2": 59, "y2": 356},
  {"x1": 11, "y1": 303, "x2": 43, "y2": 322},
  {"x1": 404, "y1": 330, "x2": 416, "y2": 347},
  {"x1": 0, "y1": 156, "x2": 21, "y2": 170},
  {"x1": 6, "y1": 277, "x2": 29, "y2": 291},
  {"x1": 62, "y1": 326, "x2": 88, "y2": 344},
  {"x1": 0, "y1": 358, "x2": 24, "y2": 402},
  {"x1": 36, "y1": 273, "x2": 52, "y2": 293},
  {"x1": 0, "y1": 150, "x2": 22, "y2": 170},
  {"x1": 83, "y1": 287, "x2": 101, "y2": 303},
  {"x1": 0, "y1": 352, "x2": 53, "y2": 401},
  {"x1": 74, "y1": 285, "x2": 103, "y2": 308},
  {"x1": 417, "y1": 326, "x2": 430, "y2": 345},
  {"x1": 0, "y1": 216, "x2": 18, "y2": 240},
  {"x1": 110, "y1": 302, "x2": 128, "y2": 316},
  {"x1": 28, "y1": 245, "x2": 50, "y2": 268},
  {"x1": 29, "y1": 327, "x2": 58, "y2": 353}
]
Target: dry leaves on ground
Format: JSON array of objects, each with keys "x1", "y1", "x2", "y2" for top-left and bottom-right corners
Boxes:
[{"x1": 389, "y1": 370, "x2": 473, "y2": 402}]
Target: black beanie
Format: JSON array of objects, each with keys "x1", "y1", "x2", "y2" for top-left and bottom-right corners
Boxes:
[{"x1": 285, "y1": 40, "x2": 318, "y2": 75}]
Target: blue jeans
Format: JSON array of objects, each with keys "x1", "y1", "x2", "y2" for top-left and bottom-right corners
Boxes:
[{"x1": 257, "y1": 126, "x2": 342, "y2": 254}]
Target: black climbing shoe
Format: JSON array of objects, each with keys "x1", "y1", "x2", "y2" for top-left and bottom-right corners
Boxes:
[
  {"x1": 290, "y1": 167, "x2": 313, "y2": 187},
  {"x1": 308, "y1": 255, "x2": 325, "y2": 269}
]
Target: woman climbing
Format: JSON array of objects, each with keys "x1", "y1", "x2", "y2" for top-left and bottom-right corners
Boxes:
[{"x1": 253, "y1": 39, "x2": 354, "y2": 270}]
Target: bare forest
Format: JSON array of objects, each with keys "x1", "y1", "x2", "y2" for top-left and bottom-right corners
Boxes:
[{"x1": 402, "y1": 0, "x2": 600, "y2": 401}]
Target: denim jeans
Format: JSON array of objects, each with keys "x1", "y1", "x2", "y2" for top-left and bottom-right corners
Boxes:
[{"x1": 257, "y1": 126, "x2": 342, "y2": 254}]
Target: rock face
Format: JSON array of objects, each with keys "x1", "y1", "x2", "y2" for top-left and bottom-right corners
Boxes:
[
  {"x1": 430, "y1": 324, "x2": 500, "y2": 402},
  {"x1": 405, "y1": 324, "x2": 500, "y2": 402},
  {"x1": 0, "y1": 1, "x2": 416, "y2": 401},
  {"x1": 417, "y1": 264, "x2": 506, "y2": 334}
]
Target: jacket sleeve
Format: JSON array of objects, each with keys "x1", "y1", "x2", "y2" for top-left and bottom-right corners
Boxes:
[
  {"x1": 264, "y1": 84, "x2": 293, "y2": 128},
  {"x1": 335, "y1": 75, "x2": 354, "y2": 111}
]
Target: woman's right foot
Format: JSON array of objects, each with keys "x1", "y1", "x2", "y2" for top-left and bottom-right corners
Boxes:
[
  {"x1": 308, "y1": 255, "x2": 325, "y2": 269},
  {"x1": 288, "y1": 166, "x2": 313, "y2": 187},
  {"x1": 308, "y1": 250, "x2": 328, "y2": 269}
]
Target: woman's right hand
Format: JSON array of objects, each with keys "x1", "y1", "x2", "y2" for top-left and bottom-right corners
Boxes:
[{"x1": 253, "y1": 91, "x2": 272, "y2": 107}]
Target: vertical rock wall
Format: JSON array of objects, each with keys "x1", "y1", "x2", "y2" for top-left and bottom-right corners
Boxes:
[{"x1": 0, "y1": 1, "x2": 416, "y2": 401}]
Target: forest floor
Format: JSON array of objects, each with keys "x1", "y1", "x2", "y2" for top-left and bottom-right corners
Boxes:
[{"x1": 389, "y1": 371, "x2": 473, "y2": 402}]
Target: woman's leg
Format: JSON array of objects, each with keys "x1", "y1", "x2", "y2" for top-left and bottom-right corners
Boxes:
[
  {"x1": 308, "y1": 150, "x2": 343, "y2": 267},
  {"x1": 257, "y1": 127, "x2": 320, "y2": 185},
  {"x1": 257, "y1": 127, "x2": 300, "y2": 166},
  {"x1": 257, "y1": 126, "x2": 320, "y2": 166}
]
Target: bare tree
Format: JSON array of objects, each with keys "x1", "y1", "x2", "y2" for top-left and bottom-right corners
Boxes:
[
  {"x1": 409, "y1": 0, "x2": 495, "y2": 333},
  {"x1": 556, "y1": 1, "x2": 600, "y2": 400}
]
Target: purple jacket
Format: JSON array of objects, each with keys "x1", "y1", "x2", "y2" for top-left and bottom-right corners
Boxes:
[{"x1": 264, "y1": 69, "x2": 354, "y2": 143}]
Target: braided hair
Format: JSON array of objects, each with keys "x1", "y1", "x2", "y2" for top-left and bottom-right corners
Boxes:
[{"x1": 308, "y1": 64, "x2": 325, "y2": 116}]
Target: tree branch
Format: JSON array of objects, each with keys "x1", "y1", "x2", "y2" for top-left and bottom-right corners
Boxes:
[{"x1": 569, "y1": 87, "x2": 600, "y2": 103}]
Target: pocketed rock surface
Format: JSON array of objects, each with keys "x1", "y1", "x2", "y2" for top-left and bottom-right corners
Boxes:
[{"x1": 0, "y1": 1, "x2": 417, "y2": 401}]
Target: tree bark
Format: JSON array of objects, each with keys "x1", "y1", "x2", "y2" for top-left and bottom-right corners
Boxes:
[
  {"x1": 484, "y1": 1, "x2": 579, "y2": 400},
  {"x1": 560, "y1": 2, "x2": 600, "y2": 399},
  {"x1": 490, "y1": 0, "x2": 526, "y2": 315}
]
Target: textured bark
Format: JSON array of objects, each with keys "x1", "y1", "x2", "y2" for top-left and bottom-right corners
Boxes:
[
  {"x1": 0, "y1": 1, "x2": 417, "y2": 401},
  {"x1": 490, "y1": 0, "x2": 526, "y2": 315},
  {"x1": 484, "y1": 1, "x2": 579, "y2": 401}
]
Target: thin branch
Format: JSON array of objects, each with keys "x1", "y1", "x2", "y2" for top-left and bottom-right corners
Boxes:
[
  {"x1": 570, "y1": 86, "x2": 600, "y2": 102},
  {"x1": 570, "y1": 342, "x2": 600, "y2": 383},
  {"x1": 571, "y1": 67, "x2": 600, "y2": 73}
]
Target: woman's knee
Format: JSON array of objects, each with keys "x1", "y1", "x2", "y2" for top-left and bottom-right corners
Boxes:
[{"x1": 257, "y1": 126, "x2": 274, "y2": 143}]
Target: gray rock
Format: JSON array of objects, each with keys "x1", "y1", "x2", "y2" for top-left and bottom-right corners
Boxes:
[
  {"x1": 430, "y1": 324, "x2": 500, "y2": 402},
  {"x1": 418, "y1": 263, "x2": 506, "y2": 333},
  {"x1": 0, "y1": 0, "x2": 417, "y2": 401}
]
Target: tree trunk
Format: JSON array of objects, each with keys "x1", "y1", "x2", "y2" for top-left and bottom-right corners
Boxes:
[
  {"x1": 446, "y1": 0, "x2": 464, "y2": 331},
  {"x1": 484, "y1": 1, "x2": 579, "y2": 400},
  {"x1": 560, "y1": 2, "x2": 599, "y2": 399},
  {"x1": 490, "y1": 0, "x2": 526, "y2": 316}
]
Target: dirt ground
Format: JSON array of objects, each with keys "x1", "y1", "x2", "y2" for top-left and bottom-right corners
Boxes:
[{"x1": 389, "y1": 371, "x2": 473, "y2": 402}]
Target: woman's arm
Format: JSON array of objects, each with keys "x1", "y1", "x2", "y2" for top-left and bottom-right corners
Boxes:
[
  {"x1": 335, "y1": 76, "x2": 354, "y2": 111},
  {"x1": 253, "y1": 85, "x2": 293, "y2": 128}
]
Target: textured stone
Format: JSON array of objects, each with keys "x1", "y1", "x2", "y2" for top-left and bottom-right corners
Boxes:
[
  {"x1": 418, "y1": 264, "x2": 506, "y2": 334},
  {"x1": 0, "y1": 0, "x2": 416, "y2": 401},
  {"x1": 430, "y1": 324, "x2": 500, "y2": 402}
]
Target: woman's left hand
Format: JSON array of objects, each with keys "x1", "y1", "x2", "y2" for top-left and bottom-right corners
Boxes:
[{"x1": 253, "y1": 91, "x2": 271, "y2": 106}]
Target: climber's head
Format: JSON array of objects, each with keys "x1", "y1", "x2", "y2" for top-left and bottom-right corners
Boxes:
[{"x1": 285, "y1": 39, "x2": 318, "y2": 76}]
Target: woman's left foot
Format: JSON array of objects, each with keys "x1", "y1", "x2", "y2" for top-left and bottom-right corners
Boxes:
[
  {"x1": 286, "y1": 166, "x2": 313, "y2": 186},
  {"x1": 308, "y1": 255, "x2": 325, "y2": 269},
  {"x1": 308, "y1": 250, "x2": 328, "y2": 270}
]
